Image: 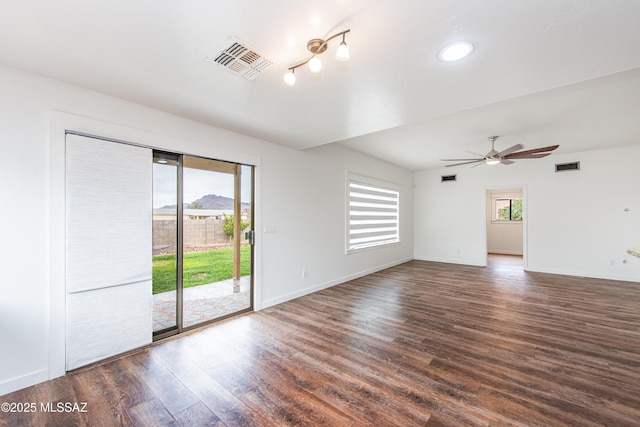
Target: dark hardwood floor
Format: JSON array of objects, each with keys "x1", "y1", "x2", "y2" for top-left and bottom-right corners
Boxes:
[{"x1": 3, "y1": 256, "x2": 640, "y2": 426}]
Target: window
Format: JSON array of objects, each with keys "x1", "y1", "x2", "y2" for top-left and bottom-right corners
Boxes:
[
  {"x1": 495, "y1": 198, "x2": 523, "y2": 221},
  {"x1": 347, "y1": 178, "x2": 400, "y2": 252}
]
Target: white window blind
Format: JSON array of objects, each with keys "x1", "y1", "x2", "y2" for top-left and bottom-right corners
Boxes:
[
  {"x1": 347, "y1": 180, "x2": 400, "y2": 252},
  {"x1": 66, "y1": 133, "x2": 152, "y2": 370}
]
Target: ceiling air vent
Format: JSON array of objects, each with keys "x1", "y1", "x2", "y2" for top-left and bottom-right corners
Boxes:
[
  {"x1": 206, "y1": 38, "x2": 274, "y2": 81},
  {"x1": 441, "y1": 174, "x2": 457, "y2": 182},
  {"x1": 555, "y1": 161, "x2": 580, "y2": 172}
]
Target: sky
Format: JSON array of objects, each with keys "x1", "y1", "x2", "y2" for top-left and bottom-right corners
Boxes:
[{"x1": 153, "y1": 163, "x2": 252, "y2": 208}]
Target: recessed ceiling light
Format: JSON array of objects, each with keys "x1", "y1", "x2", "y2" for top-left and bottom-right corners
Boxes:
[{"x1": 438, "y1": 41, "x2": 474, "y2": 62}]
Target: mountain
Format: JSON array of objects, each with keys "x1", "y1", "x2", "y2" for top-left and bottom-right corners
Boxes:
[
  {"x1": 162, "y1": 194, "x2": 250, "y2": 211},
  {"x1": 189, "y1": 194, "x2": 248, "y2": 210}
]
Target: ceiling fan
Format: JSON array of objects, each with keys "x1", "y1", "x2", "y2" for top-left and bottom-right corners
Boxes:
[{"x1": 441, "y1": 136, "x2": 559, "y2": 167}]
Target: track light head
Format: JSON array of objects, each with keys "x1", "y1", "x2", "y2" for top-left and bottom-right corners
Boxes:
[
  {"x1": 308, "y1": 56, "x2": 322, "y2": 73},
  {"x1": 283, "y1": 69, "x2": 296, "y2": 86},
  {"x1": 335, "y1": 40, "x2": 350, "y2": 61}
]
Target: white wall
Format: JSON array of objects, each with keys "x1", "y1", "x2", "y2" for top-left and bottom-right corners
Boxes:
[
  {"x1": 486, "y1": 188, "x2": 524, "y2": 255},
  {"x1": 414, "y1": 146, "x2": 640, "y2": 280},
  {"x1": 0, "y1": 64, "x2": 413, "y2": 395},
  {"x1": 259, "y1": 143, "x2": 414, "y2": 306}
]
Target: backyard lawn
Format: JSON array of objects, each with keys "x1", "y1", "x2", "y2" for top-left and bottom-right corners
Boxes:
[{"x1": 152, "y1": 246, "x2": 251, "y2": 294}]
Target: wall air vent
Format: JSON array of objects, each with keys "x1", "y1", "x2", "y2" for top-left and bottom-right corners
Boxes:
[
  {"x1": 555, "y1": 161, "x2": 580, "y2": 172},
  {"x1": 206, "y1": 38, "x2": 275, "y2": 81},
  {"x1": 441, "y1": 174, "x2": 457, "y2": 182}
]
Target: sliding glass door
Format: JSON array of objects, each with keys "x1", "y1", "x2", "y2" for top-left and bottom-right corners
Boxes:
[
  {"x1": 151, "y1": 152, "x2": 179, "y2": 333},
  {"x1": 152, "y1": 152, "x2": 253, "y2": 339}
]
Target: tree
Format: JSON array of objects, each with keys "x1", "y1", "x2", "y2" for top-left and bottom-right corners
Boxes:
[
  {"x1": 222, "y1": 213, "x2": 249, "y2": 240},
  {"x1": 511, "y1": 198, "x2": 523, "y2": 220},
  {"x1": 497, "y1": 198, "x2": 523, "y2": 221},
  {"x1": 187, "y1": 200, "x2": 203, "y2": 209}
]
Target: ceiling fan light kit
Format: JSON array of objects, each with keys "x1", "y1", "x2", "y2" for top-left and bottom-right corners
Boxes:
[
  {"x1": 284, "y1": 29, "x2": 350, "y2": 86},
  {"x1": 441, "y1": 136, "x2": 560, "y2": 168}
]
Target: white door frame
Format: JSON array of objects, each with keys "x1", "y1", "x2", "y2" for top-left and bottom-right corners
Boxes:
[
  {"x1": 49, "y1": 111, "x2": 262, "y2": 380},
  {"x1": 483, "y1": 184, "x2": 528, "y2": 268}
]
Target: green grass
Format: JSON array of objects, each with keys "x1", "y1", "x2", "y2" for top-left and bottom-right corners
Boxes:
[{"x1": 152, "y1": 246, "x2": 251, "y2": 294}]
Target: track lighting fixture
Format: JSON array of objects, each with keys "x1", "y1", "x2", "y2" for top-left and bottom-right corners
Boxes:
[{"x1": 284, "y1": 29, "x2": 350, "y2": 86}]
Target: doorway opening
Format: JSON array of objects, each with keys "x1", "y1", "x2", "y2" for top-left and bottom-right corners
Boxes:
[
  {"x1": 486, "y1": 187, "x2": 525, "y2": 269},
  {"x1": 152, "y1": 152, "x2": 254, "y2": 340}
]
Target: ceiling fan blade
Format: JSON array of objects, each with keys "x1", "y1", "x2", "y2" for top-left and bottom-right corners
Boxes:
[
  {"x1": 507, "y1": 153, "x2": 552, "y2": 159},
  {"x1": 440, "y1": 158, "x2": 484, "y2": 162},
  {"x1": 445, "y1": 159, "x2": 485, "y2": 167},
  {"x1": 496, "y1": 144, "x2": 524, "y2": 157},
  {"x1": 503, "y1": 144, "x2": 559, "y2": 159},
  {"x1": 500, "y1": 159, "x2": 514, "y2": 165},
  {"x1": 466, "y1": 151, "x2": 487, "y2": 158}
]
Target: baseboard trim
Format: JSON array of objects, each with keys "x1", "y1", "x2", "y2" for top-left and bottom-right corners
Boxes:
[
  {"x1": 413, "y1": 256, "x2": 486, "y2": 267},
  {"x1": 0, "y1": 368, "x2": 49, "y2": 397},
  {"x1": 524, "y1": 266, "x2": 640, "y2": 283},
  {"x1": 488, "y1": 250, "x2": 523, "y2": 256},
  {"x1": 261, "y1": 257, "x2": 413, "y2": 309}
]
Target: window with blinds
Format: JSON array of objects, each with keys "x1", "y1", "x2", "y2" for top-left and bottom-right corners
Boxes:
[{"x1": 347, "y1": 179, "x2": 400, "y2": 252}]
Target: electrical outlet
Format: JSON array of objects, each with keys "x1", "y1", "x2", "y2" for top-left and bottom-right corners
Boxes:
[{"x1": 302, "y1": 270, "x2": 309, "y2": 278}]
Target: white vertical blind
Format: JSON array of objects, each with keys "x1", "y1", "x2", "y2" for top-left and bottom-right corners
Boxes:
[
  {"x1": 65, "y1": 133, "x2": 152, "y2": 370},
  {"x1": 347, "y1": 180, "x2": 400, "y2": 251}
]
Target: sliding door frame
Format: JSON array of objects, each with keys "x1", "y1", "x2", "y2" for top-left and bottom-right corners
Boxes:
[
  {"x1": 49, "y1": 111, "x2": 261, "y2": 382},
  {"x1": 153, "y1": 151, "x2": 255, "y2": 341}
]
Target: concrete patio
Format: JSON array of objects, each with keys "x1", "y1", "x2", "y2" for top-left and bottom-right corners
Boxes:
[{"x1": 152, "y1": 276, "x2": 251, "y2": 331}]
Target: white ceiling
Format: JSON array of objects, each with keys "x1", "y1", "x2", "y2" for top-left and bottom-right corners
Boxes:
[{"x1": 1, "y1": 0, "x2": 639, "y2": 170}]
